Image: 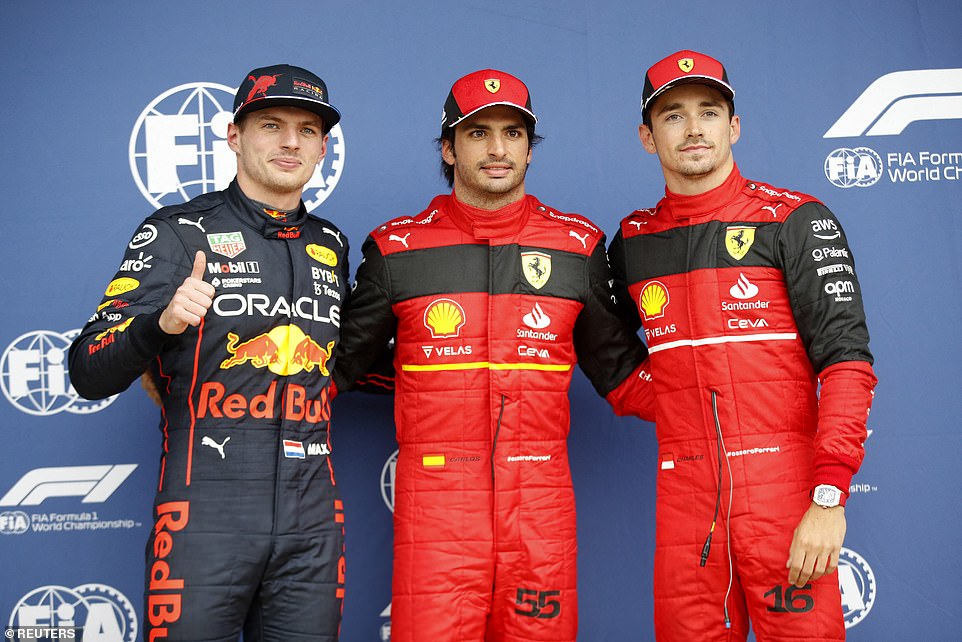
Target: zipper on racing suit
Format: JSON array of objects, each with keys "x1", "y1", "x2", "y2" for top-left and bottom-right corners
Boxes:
[{"x1": 700, "y1": 389, "x2": 735, "y2": 628}]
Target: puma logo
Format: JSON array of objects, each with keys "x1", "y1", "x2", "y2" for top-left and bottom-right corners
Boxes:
[
  {"x1": 389, "y1": 233, "x2": 411, "y2": 248},
  {"x1": 201, "y1": 435, "x2": 231, "y2": 459},
  {"x1": 569, "y1": 230, "x2": 588, "y2": 248}
]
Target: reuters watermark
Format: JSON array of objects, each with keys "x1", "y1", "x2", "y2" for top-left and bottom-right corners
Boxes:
[{"x1": 4, "y1": 628, "x2": 81, "y2": 640}]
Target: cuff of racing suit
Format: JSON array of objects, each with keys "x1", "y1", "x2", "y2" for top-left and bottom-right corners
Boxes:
[
  {"x1": 605, "y1": 358, "x2": 656, "y2": 422},
  {"x1": 812, "y1": 360, "x2": 878, "y2": 506},
  {"x1": 130, "y1": 309, "x2": 176, "y2": 358}
]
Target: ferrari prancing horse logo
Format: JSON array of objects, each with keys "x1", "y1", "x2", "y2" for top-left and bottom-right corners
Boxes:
[
  {"x1": 678, "y1": 58, "x2": 694, "y2": 73},
  {"x1": 725, "y1": 226, "x2": 756, "y2": 260},
  {"x1": 521, "y1": 251, "x2": 552, "y2": 289},
  {"x1": 485, "y1": 79, "x2": 501, "y2": 94}
]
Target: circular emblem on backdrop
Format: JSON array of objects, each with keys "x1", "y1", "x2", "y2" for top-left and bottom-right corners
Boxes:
[
  {"x1": 7, "y1": 583, "x2": 137, "y2": 641},
  {"x1": 0, "y1": 510, "x2": 30, "y2": 535},
  {"x1": 129, "y1": 82, "x2": 345, "y2": 212},
  {"x1": 838, "y1": 546, "x2": 877, "y2": 628},
  {"x1": 0, "y1": 330, "x2": 117, "y2": 416},
  {"x1": 824, "y1": 147, "x2": 883, "y2": 188},
  {"x1": 380, "y1": 449, "x2": 398, "y2": 512}
]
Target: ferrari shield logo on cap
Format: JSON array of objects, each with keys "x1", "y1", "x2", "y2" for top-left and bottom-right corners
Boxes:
[
  {"x1": 485, "y1": 78, "x2": 501, "y2": 93},
  {"x1": 677, "y1": 58, "x2": 694, "y2": 73},
  {"x1": 521, "y1": 251, "x2": 552, "y2": 289},
  {"x1": 725, "y1": 226, "x2": 756, "y2": 260}
]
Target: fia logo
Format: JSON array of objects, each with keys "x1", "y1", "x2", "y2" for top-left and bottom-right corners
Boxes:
[
  {"x1": 8, "y1": 583, "x2": 138, "y2": 641},
  {"x1": 1, "y1": 329, "x2": 117, "y2": 416},
  {"x1": 128, "y1": 82, "x2": 345, "y2": 212},
  {"x1": 838, "y1": 546, "x2": 877, "y2": 628}
]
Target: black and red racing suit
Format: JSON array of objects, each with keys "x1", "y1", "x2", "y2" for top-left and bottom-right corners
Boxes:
[
  {"x1": 68, "y1": 180, "x2": 348, "y2": 642},
  {"x1": 333, "y1": 193, "x2": 652, "y2": 642},
  {"x1": 608, "y1": 165, "x2": 877, "y2": 641}
]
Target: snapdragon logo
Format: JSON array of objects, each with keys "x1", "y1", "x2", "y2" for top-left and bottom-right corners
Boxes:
[{"x1": 129, "y1": 82, "x2": 345, "y2": 212}]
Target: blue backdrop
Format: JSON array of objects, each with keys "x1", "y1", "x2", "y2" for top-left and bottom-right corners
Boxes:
[{"x1": 1, "y1": 1, "x2": 960, "y2": 640}]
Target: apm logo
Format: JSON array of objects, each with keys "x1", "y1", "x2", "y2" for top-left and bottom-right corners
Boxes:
[
  {"x1": 1, "y1": 329, "x2": 117, "y2": 416},
  {"x1": 129, "y1": 82, "x2": 345, "y2": 212},
  {"x1": 824, "y1": 68, "x2": 962, "y2": 138}
]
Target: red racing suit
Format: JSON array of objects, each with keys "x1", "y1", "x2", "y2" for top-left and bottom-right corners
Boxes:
[
  {"x1": 608, "y1": 166, "x2": 876, "y2": 641},
  {"x1": 333, "y1": 193, "x2": 652, "y2": 642},
  {"x1": 68, "y1": 180, "x2": 348, "y2": 642}
]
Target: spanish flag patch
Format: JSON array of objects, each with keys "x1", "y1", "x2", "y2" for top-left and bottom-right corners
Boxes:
[{"x1": 422, "y1": 454, "x2": 446, "y2": 468}]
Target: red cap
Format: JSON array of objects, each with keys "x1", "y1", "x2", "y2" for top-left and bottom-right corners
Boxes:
[
  {"x1": 641, "y1": 50, "x2": 734, "y2": 114},
  {"x1": 441, "y1": 69, "x2": 537, "y2": 134}
]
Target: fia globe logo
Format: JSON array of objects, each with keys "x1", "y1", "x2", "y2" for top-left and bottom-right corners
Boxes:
[
  {"x1": 838, "y1": 546, "x2": 877, "y2": 628},
  {"x1": 380, "y1": 449, "x2": 398, "y2": 512},
  {"x1": 129, "y1": 82, "x2": 345, "y2": 211},
  {"x1": 1, "y1": 330, "x2": 117, "y2": 416},
  {"x1": 8, "y1": 583, "x2": 137, "y2": 641}
]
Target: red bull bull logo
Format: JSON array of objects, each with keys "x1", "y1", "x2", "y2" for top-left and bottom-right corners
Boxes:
[
  {"x1": 220, "y1": 325, "x2": 334, "y2": 376},
  {"x1": 246, "y1": 74, "x2": 280, "y2": 102}
]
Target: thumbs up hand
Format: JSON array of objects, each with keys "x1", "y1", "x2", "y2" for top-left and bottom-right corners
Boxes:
[{"x1": 159, "y1": 251, "x2": 216, "y2": 335}]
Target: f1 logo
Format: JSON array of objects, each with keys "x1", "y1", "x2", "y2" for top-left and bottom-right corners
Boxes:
[
  {"x1": 824, "y1": 68, "x2": 962, "y2": 137},
  {"x1": 0, "y1": 464, "x2": 137, "y2": 506}
]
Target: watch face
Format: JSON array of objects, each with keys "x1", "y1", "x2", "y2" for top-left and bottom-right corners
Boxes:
[{"x1": 814, "y1": 485, "x2": 841, "y2": 506}]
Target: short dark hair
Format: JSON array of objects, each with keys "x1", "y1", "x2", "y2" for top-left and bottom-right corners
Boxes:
[{"x1": 435, "y1": 120, "x2": 543, "y2": 188}]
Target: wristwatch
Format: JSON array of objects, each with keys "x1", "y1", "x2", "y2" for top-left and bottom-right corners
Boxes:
[{"x1": 812, "y1": 484, "x2": 843, "y2": 508}]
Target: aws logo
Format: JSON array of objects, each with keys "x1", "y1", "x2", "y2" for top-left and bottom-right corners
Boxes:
[
  {"x1": 423, "y1": 299, "x2": 466, "y2": 338},
  {"x1": 639, "y1": 281, "x2": 670, "y2": 320}
]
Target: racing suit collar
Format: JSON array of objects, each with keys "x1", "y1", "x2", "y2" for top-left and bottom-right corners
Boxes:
[
  {"x1": 227, "y1": 179, "x2": 309, "y2": 238},
  {"x1": 446, "y1": 191, "x2": 531, "y2": 240},
  {"x1": 659, "y1": 163, "x2": 743, "y2": 221}
]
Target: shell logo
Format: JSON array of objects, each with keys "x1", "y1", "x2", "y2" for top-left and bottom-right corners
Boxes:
[
  {"x1": 639, "y1": 281, "x2": 670, "y2": 320},
  {"x1": 423, "y1": 298, "x2": 466, "y2": 338},
  {"x1": 105, "y1": 277, "x2": 140, "y2": 297},
  {"x1": 306, "y1": 244, "x2": 338, "y2": 266}
]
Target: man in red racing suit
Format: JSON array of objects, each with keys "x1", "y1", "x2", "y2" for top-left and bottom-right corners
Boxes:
[
  {"x1": 608, "y1": 50, "x2": 877, "y2": 641},
  {"x1": 333, "y1": 69, "x2": 653, "y2": 642},
  {"x1": 68, "y1": 64, "x2": 349, "y2": 642}
]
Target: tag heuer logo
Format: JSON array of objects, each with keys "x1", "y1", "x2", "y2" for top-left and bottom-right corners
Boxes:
[
  {"x1": 725, "y1": 226, "x2": 756, "y2": 261},
  {"x1": 207, "y1": 231, "x2": 247, "y2": 259},
  {"x1": 521, "y1": 251, "x2": 552, "y2": 289}
]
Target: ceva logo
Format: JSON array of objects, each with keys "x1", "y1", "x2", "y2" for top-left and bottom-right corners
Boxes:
[{"x1": 129, "y1": 82, "x2": 345, "y2": 212}]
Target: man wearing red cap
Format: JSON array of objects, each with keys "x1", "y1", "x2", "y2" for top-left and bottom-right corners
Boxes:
[
  {"x1": 608, "y1": 50, "x2": 877, "y2": 640},
  {"x1": 334, "y1": 69, "x2": 653, "y2": 641},
  {"x1": 70, "y1": 64, "x2": 348, "y2": 641}
]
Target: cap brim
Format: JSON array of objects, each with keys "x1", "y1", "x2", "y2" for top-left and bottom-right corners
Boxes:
[
  {"x1": 445, "y1": 102, "x2": 538, "y2": 129},
  {"x1": 643, "y1": 76, "x2": 735, "y2": 112},
  {"x1": 234, "y1": 96, "x2": 341, "y2": 133}
]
